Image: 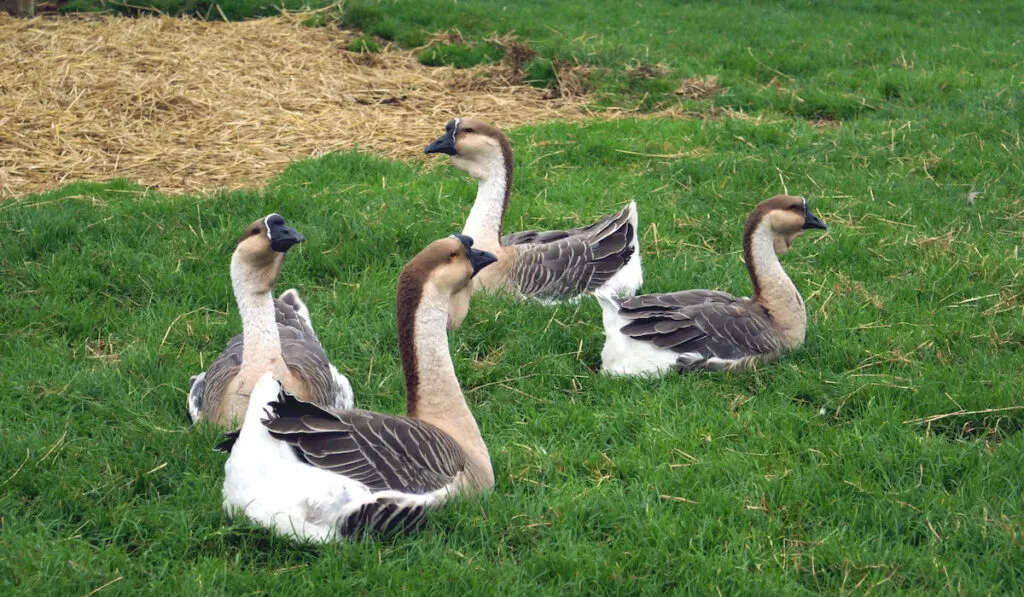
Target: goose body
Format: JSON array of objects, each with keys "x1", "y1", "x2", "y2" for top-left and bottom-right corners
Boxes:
[
  {"x1": 218, "y1": 235, "x2": 498, "y2": 540},
  {"x1": 426, "y1": 118, "x2": 642, "y2": 304},
  {"x1": 597, "y1": 195, "x2": 827, "y2": 375},
  {"x1": 187, "y1": 215, "x2": 353, "y2": 427},
  {"x1": 187, "y1": 289, "x2": 354, "y2": 423}
]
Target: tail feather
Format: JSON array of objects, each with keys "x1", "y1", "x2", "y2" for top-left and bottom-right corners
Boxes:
[
  {"x1": 339, "y1": 496, "x2": 430, "y2": 537},
  {"x1": 593, "y1": 202, "x2": 643, "y2": 297},
  {"x1": 278, "y1": 288, "x2": 313, "y2": 330},
  {"x1": 187, "y1": 372, "x2": 206, "y2": 423}
]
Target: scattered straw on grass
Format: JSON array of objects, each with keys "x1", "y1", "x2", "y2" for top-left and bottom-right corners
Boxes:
[
  {"x1": 674, "y1": 75, "x2": 723, "y2": 100},
  {"x1": 485, "y1": 32, "x2": 537, "y2": 83},
  {"x1": 0, "y1": 13, "x2": 590, "y2": 198},
  {"x1": 547, "y1": 60, "x2": 591, "y2": 99},
  {"x1": 625, "y1": 61, "x2": 670, "y2": 80}
]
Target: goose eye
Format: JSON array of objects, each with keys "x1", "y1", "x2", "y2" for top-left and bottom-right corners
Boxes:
[
  {"x1": 450, "y1": 251, "x2": 459, "y2": 258},
  {"x1": 250, "y1": 228, "x2": 260, "y2": 236},
  {"x1": 461, "y1": 127, "x2": 474, "y2": 134}
]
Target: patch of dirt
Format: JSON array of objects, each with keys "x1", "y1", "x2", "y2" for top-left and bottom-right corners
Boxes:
[
  {"x1": 546, "y1": 60, "x2": 591, "y2": 99},
  {"x1": 0, "y1": 14, "x2": 589, "y2": 198},
  {"x1": 485, "y1": 33, "x2": 537, "y2": 83},
  {"x1": 626, "y1": 61, "x2": 670, "y2": 80},
  {"x1": 674, "y1": 75, "x2": 724, "y2": 100}
]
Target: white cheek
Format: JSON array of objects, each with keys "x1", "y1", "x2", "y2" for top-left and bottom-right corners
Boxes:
[{"x1": 453, "y1": 156, "x2": 486, "y2": 179}]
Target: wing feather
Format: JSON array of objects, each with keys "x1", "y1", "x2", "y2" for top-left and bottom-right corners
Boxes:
[
  {"x1": 263, "y1": 393, "x2": 466, "y2": 495},
  {"x1": 506, "y1": 204, "x2": 637, "y2": 301},
  {"x1": 615, "y1": 290, "x2": 781, "y2": 361},
  {"x1": 192, "y1": 292, "x2": 351, "y2": 422}
]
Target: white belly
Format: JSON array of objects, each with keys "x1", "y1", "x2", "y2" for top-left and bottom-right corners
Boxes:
[
  {"x1": 596, "y1": 293, "x2": 677, "y2": 376},
  {"x1": 600, "y1": 330, "x2": 680, "y2": 376},
  {"x1": 223, "y1": 426, "x2": 456, "y2": 542},
  {"x1": 223, "y1": 433, "x2": 371, "y2": 542}
]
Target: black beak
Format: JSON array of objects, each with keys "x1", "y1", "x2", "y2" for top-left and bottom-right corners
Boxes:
[
  {"x1": 802, "y1": 204, "x2": 827, "y2": 231},
  {"x1": 468, "y1": 247, "x2": 498, "y2": 277},
  {"x1": 424, "y1": 119, "x2": 459, "y2": 155},
  {"x1": 269, "y1": 224, "x2": 305, "y2": 252},
  {"x1": 451, "y1": 234, "x2": 496, "y2": 275}
]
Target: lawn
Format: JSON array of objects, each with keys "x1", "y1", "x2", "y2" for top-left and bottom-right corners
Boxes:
[{"x1": 2, "y1": 0, "x2": 1023, "y2": 595}]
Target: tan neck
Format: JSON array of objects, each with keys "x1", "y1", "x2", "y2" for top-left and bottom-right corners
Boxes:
[
  {"x1": 461, "y1": 152, "x2": 511, "y2": 250},
  {"x1": 230, "y1": 257, "x2": 284, "y2": 371},
  {"x1": 746, "y1": 222, "x2": 807, "y2": 348},
  {"x1": 402, "y1": 285, "x2": 493, "y2": 490}
]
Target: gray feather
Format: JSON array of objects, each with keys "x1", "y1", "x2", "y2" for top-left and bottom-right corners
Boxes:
[
  {"x1": 191, "y1": 293, "x2": 347, "y2": 421},
  {"x1": 263, "y1": 395, "x2": 467, "y2": 496},
  {"x1": 505, "y1": 203, "x2": 637, "y2": 301},
  {"x1": 616, "y1": 290, "x2": 783, "y2": 365}
]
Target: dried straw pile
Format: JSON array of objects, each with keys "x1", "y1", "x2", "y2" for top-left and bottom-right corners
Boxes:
[{"x1": 0, "y1": 13, "x2": 589, "y2": 198}]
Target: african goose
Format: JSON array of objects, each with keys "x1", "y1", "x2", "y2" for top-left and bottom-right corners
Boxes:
[
  {"x1": 187, "y1": 214, "x2": 353, "y2": 426},
  {"x1": 425, "y1": 118, "x2": 643, "y2": 304},
  {"x1": 597, "y1": 195, "x2": 827, "y2": 375},
  {"x1": 216, "y1": 235, "x2": 498, "y2": 540}
]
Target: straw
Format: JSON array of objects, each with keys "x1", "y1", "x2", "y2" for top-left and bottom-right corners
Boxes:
[{"x1": 0, "y1": 13, "x2": 591, "y2": 198}]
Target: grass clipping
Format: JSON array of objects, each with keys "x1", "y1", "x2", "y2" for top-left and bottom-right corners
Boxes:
[{"x1": 0, "y1": 14, "x2": 588, "y2": 198}]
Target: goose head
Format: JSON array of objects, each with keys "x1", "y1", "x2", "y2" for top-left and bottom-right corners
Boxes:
[
  {"x1": 230, "y1": 213, "x2": 305, "y2": 294},
  {"x1": 401, "y1": 234, "x2": 497, "y2": 303},
  {"x1": 425, "y1": 118, "x2": 511, "y2": 181},
  {"x1": 746, "y1": 195, "x2": 827, "y2": 255}
]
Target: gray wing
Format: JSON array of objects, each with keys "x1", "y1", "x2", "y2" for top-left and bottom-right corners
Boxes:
[
  {"x1": 189, "y1": 334, "x2": 244, "y2": 423},
  {"x1": 616, "y1": 290, "x2": 782, "y2": 362},
  {"x1": 189, "y1": 293, "x2": 347, "y2": 422},
  {"x1": 501, "y1": 223, "x2": 594, "y2": 246},
  {"x1": 506, "y1": 203, "x2": 637, "y2": 301},
  {"x1": 278, "y1": 288, "x2": 314, "y2": 333},
  {"x1": 276, "y1": 290, "x2": 353, "y2": 408},
  {"x1": 261, "y1": 393, "x2": 467, "y2": 495},
  {"x1": 276, "y1": 300, "x2": 341, "y2": 409}
]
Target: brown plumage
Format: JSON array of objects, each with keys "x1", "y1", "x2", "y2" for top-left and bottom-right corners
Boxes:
[{"x1": 188, "y1": 289, "x2": 352, "y2": 423}]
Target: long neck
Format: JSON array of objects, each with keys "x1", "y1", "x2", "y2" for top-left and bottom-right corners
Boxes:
[
  {"x1": 744, "y1": 223, "x2": 807, "y2": 346},
  {"x1": 231, "y1": 258, "x2": 283, "y2": 368},
  {"x1": 405, "y1": 291, "x2": 463, "y2": 417},
  {"x1": 397, "y1": 281, "x2": 492, "y2": 488},
  {"x1": 461, "y1": 149, "x2": 512, "y2": 247}
]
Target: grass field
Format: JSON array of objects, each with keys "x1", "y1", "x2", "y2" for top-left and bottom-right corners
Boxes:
[{"x1": 3, "y1": 1, "x2": 1024, "y2": 595}]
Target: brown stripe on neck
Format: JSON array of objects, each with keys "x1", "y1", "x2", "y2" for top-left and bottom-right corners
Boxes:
[
  {"x1": 395, "y1": 241, "x2": 455, "y2": 417},
  {"x1": 496, "y1": 132, "x2": 513, "y2": 239},
  {"x1": 470, "y1": 120, "x2": 515, "y2": 241},
  {"x1": 396, "y1": 265, "x2": 425, "y2": 417},
  {"x1": 741, "y1": 202, "x2": 774, "y2": 301}
]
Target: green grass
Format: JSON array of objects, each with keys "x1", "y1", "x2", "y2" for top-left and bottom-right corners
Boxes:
[
  {"x1": 417, "y1": 41, "x2": 503, "y2": 69},
  {"x1": 4, "y1": 0, "x2": 1024, "y2": 594},
  {"x1": 60, "y1": 0, "x2": 1023, "y2": 113}
]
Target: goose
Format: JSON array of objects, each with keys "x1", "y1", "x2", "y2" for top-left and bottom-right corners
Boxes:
[
  {"x1": 187, "y1": 289, "x2": 354, "y2": 422},
  {"x1": 187, "y1": 214, "x2": 354, "y2": 426},
  {"x1": 215, "y1": 235, "x2": 498, "y2": 541},
  {"x1": 425, "y1": 117, "x2": 643, "y2": 304},
  {"x1": 596, "y1": 195, "x2": 827, "y2": 375}
]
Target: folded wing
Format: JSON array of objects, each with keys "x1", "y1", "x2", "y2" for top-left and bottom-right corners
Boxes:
[
  {"x1": 506, "y1": 203, "x2": 636, "y2": 300},
  {"x1": 262, "y1": 393, "x2": 467, "y2": 496},
  {"x1": 189, "y1": 292, "x2": 352, "y2": 422},
  {"x1": 616, "y1": 290, "x2": 782, "y2": 361}
]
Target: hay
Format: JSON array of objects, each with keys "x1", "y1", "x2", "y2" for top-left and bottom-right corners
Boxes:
[
  {"x1": 547, "y1": 60, "x2": 591, "y2": 100},
  {"x1": 674, "y1": 75, "x2": 723, "y2": 100},
  {"x1": 0, "y1": 13, "x2": 589, "y2": 198}
]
